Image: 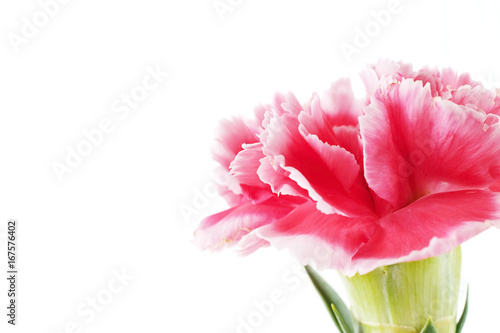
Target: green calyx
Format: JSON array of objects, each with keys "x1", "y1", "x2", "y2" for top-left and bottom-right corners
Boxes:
[
  {"x1": 306, "y1": 246, "x2": 469, "y2": 333},
  {"x1": 341, "y1": 247, "x2": 462, "y2": 333}
]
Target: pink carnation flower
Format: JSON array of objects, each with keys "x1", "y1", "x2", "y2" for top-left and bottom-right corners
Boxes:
[{"x1": 194, "y1": 60, "x2": 500, "y2": 276}]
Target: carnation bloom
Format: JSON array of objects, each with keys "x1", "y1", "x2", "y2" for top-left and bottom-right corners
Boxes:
[{"x1": 194, "y1": 60, "x2": 500, "y2": 277}]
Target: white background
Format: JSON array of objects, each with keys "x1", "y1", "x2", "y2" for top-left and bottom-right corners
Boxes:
[{"x1": 0, "y1": 0, "x2": 499, "y2": 332}]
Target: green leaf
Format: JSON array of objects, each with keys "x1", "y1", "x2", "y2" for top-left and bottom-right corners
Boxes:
[
  {"x1": 419, "y1": 317, "x2": 439, "y2": 333},
  {"x1": 305, "y1": 265, "x2": 354, "y2": 333},
  {"x1": 456, "y1": 286, "x2": 469, "y2": 333},
  {"x1": 331, "y1": 303, "x2": 354, "y2": 333}
]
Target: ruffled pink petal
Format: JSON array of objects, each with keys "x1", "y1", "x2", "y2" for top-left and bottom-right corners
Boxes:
[
  {"x1": 257, "y1": 155, "x2": 310, "y2": 198},
  {"x1": 272, "y1": 91, "x2": 303, "y2": 117},
  {"x1": 449, "y1": 85, "x2": 496, "y2": 112},
  {"x1": 193, "y1": 196, "x2": 300, "y2": 251},
  {"x1": 352, "y1": 190, "x2": 500, "y2": 275},
  {"x1": 413, "y1": 67, "x2": 481, "y2": 99},
  {"x1": 299, "y1": 95, "x2": 363, "y2": 163},
  {"x1": 490, "y1": 94, "x2": 500, "y2": 116},
  {"x1": 439, "y1": 67, "x2": 481, "y2": 92},
  {"x1": 361, "y1": 59, "x2": 414, "y2": 96},
  {"x1": 230, "y1": 143, "x2": 265, "y2": 187},
  {"x1": 237, "y1": 232, "x2": 270, "y2": 256},
  {"x1": 229, "y1": 143, "x2": 273, "y2": 202},
  {"x1": 413, "y1": 67, "x2": 444, "y2": 98},
  {"x1": 299, "y1": 95, "x2": 337, "y2": 145},
  {"x1": 301, "y1": 133, "x2": 360, "y2": 191},
  {"x1": 254, "y1": 202, "x2": 379, "y2": 274},
  {"x1": 361, "y1": 79, "x2": 500, "y2": 210},
  {"x1": 362, "y1": 61, "x2": 481, "y2": 100},
  {"x1": 262, "y1": 103, "x2": 374, "y2": 216},
  {"x1": 212, "y1": 117, "x2": 260, "y2": 169},
  {"x1": 319, "y1": 78, "x2": 365, "y2": 127},
  {"x1": 253, "y1": 103, "x2": 271, "y2": 129},
  {"x1": 207, "y1": 165, "x2": 253, "y2": 207},
  {"x1": 330, "y1": 125, "x2": 363, "y2": 165}
]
